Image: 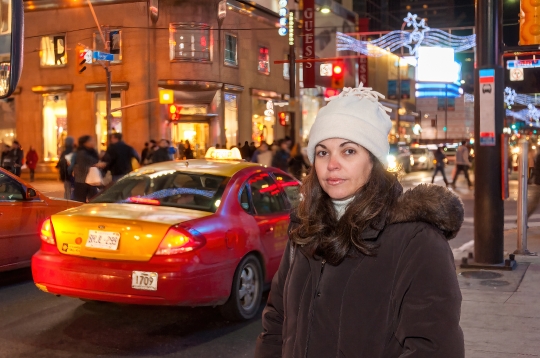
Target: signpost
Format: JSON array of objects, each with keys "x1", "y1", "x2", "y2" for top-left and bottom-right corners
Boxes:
[
  {"x1": 479, "y1": 69, "x2": 496, "y2": 146},
  {"x1": 93, "y1": 51, "x2": 114, "y2": 62}
]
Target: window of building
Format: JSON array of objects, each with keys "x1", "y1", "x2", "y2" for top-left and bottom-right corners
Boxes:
[
  {"x1": 170, "y1": 23, "x2": 211, "y2": 62},
  {"x1": 42, "y1": 94, "x2": 67, "y2": 161},
  {"x1": 224, "y1": 34, "x2": 237, "y2": 66},
  {"x1": 95, "y1": 92, "x2": 122, "y2": 152},
  {"x1": 40, "y1": 34, "x2": 67, "y2": 67},
  {"x1": 224, "y1": 93, "x2": 238, "y2": 148},
  {"x1": 258, "y1": 47, "x2": 270, "y2": 74},
  {"x1": 249, "y1": 173, "x2": 286, "y2": 215},
  {"x1": 93, "y1": 30, "x2": 122, "y2": 63}
]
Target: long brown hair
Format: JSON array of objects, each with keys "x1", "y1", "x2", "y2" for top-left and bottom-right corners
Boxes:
[{"x1": 291, "y1": 152, "x2": 400, "y2": 265}]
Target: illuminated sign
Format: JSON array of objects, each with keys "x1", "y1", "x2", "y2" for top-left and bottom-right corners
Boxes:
[
  {"x1": 414, "y1": 83, "x2": 463, "y2": 98},
  {"x1": 278, "y1": 0, "x2": 288, "y2": 36},
  {"x1": 303, "y1": 0, "x2": 315, "y2": 87},
  {"x1": 320, "y1": 63, "x2": 332, "y2": 76},
  {"x1": 205, "y1": 147, "x2": 242, "y2": 160},
  {"x1": 510, "y1": 68, "x2": 524, "y2": 81},
  {"x1": 288, "y1": 11, "x2": 294, "y2": 45},
  {"x1": 507, "y1": 59, "x2": 540, "y2": 69},
  {"x1": 416, "y1": 47, "x2": 461, "y2": 83}
]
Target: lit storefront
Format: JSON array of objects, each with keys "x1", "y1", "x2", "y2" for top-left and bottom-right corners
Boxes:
[
  {"x1": 95, "y1": 92, "x2": 123, "y2": 152},
  {"x1": 42, "y1": 94, "x2": 67, "y2": 161},
  {"x1": 224, "y1": 93, "x2": 238, "y2": 149},
  {"x1": 0, "y1": 98, "x2": 16, "y2": 145},
  {"x1": 251, "y1": 89, "x2": 289, "y2": 146}
]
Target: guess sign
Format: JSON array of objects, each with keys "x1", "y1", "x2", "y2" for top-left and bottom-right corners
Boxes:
[{"x1": 303, "y1": 0, "x2": 315, "y2": 88}]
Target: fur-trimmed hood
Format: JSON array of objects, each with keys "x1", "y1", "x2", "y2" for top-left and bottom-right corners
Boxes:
[{"x1": 387, "y1": 184, "x2": 464, "y2": 240}]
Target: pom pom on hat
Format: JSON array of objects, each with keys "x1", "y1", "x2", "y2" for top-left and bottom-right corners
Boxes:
[{"x1": 307, "y1": 83, "x2": 393, "y2": 165}]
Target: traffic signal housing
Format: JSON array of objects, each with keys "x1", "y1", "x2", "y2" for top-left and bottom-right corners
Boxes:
[
  {"x1": 76, "y1": 45, "x2": 91, "y2": 74},
  {"x1": 168, "y1": 104, "x2": 181, "y2": 121},
  {"x1": 331, "y1": 63, "x2": 344, "y2": 89},
  {"x1": 278, "y1": 112, "x2": 289, "y2": 126}
]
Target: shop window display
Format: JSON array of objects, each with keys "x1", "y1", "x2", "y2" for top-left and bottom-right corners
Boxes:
[
  {"x1": 258, "y1": 47, "x2": 270, "y2": 74},
  {"x1": 224, "y1": 93, "x2": 238, "y2": 149},
  {"x1": 40, "y1": 34, "x2": 67, "y2": 67},
  {"x1": 252, "y1": 97, "x2": 274, "y2": 146},
  {"x1": 42, "y1": 94, "x2": 67, "y2": 161}
]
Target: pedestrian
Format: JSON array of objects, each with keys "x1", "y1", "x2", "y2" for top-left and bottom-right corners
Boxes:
[
  {"x1": 249, "y1": 141, "x2": 257, "y2": 157},
  {"x1": 432, "y1": 146, "x2": 449, "y2": 186},
  {"x1": 184, "y1": 140, "x2": 194, "y2": 159},
  {"x1": 271, "y1": 139, "x2": 290, "y2": 172},
  {"x1": 141, "y1": 142, "x2": 149, "y2": 165},
  {"x1": 99, "y1": 133, "x2": 140, "y2": 183},
  {"x1": 528, "y1": 145, "x2": 536, "y2": 184},
  {"x1": 451, "y1": 140, "x2": 473, "y2": 189},
  {"x1": 1, "y1": 144, "x2": 10, "y2": 170},
  {"x1": 145, "y1": 139, "x2": 158, "y2": 164},
  {"x1": 151, "y1": 139, "x2": 172, "y2": 163},
  {"x1": 9, "y1": 140, "x2": 24, "y2": 177},
  {"x1": 288, "y1": 142, "x2": 309, "y2": 180},
  {"x1": 177, "y1": 140, "x2": 186, "y2": 159},
  {"x1": 240, "y1": 141, "x2": 251, "y2": 160},
  {"x1": 25, "y1": 146, "x2": 38, "y2": 182},
  {"x1": 73, "y1": 135, "x2": 99, "y2": 203},
  {"x1": 255, "y1": 85, "x2": 464, "y2": 357},
  {"x1": 251, "y1": 141, "x2": 273, "y2": 167},
  {"x1": 56, "y1": 136, "x2": 75, "y2": 199}
]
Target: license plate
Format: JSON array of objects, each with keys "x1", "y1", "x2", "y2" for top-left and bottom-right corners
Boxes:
[
  {"x1": 132, "y1": 271, "x2": 158, "y2": 291},
  {"x1": 86, "y1": 230, "x2": 120, "y2": 250}
]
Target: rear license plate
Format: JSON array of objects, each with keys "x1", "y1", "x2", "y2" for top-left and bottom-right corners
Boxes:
[
  {"x1": 132, "y1": 271, "x2": 158, "y2": 291},
  {"x1": 86, "y1": 230, "x2": 120, "y2": 250}
]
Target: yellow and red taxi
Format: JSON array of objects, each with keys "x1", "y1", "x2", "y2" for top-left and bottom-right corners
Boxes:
[
  {"x1": 0, "y1": 168, "x2": 80, "y2": 272},
  {"x1": 32, "y1": 156, "x2": 300, "y2": 320}
]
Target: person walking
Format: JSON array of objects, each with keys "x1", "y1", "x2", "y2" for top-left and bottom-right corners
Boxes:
[
  {"x1": 25, "y1": 146, "x2": 39, "y2": 182},
  {"x1": 73, "y1": 135, "x2": 99, "y2": 203},
  {"x1": 255, "y1": 85, "x2": 464, "y2": 357},
  {"x1": 9, "y1": 141, "x2": 24, "y2": 177},
  {"x1": 240, "y1": 141, "x2": 251, "y2": 160},
  {"x1": 451, "y1": 140, "x2": 473, "y2": 189},
  {"x1": 184, "y1": 140, "x2": 194, "y2": 159},
  {"x1": 288, "y1": 142, "x2": 309, "y2": 180},
  {"x1": 56, "y1": 136, "x2": 75, "y2": 199},
  {"x1": 432, "y1": 146, "x2": 449, "y2": 186},
  {"x1": 251, "y1": 142, "x2": 273, "y2": 167},
  {"x1": 151, "y1": 139, "x2": 172, "y2": 163},
  {"x1": 141, "y1": 142, "x2": 149, "y2": 165},
  {"x1": 99, "y1": 133, "x2": 140, "y2": 183},
  {"x1": 528, "y1": 145, "x2": 536, "y2": 184},
  {"x1": 271, "y1": 139, "x2": 290, "y2": 172}
]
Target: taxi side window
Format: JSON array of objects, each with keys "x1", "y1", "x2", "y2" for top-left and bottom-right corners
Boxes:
[
  {"x1": 0, "y1": 174, "x2": 24, "y2": 201},
  {"x1": 239, "y1": 185, "x2": 251, "y2": 213},
  {"x1": 249, "y1": 174, "x2": 286, "y2": 215},
  {"x1": 272, "y1": 172, "x2": 300, "y2": 209}
]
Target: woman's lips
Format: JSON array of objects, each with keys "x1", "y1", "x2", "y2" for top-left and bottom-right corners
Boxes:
[{"x1": 326, "y1": 178, "x2": 345, "y2": 185}]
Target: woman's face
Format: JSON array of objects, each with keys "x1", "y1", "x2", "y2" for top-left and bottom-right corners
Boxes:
[{"x1": 314, "y1": 138, "x2": 373, "y2": 200}]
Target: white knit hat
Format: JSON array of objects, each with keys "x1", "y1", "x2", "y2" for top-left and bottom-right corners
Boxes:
[{"x1": 307, "y1": 84, "x2": 392, "y2": 165}]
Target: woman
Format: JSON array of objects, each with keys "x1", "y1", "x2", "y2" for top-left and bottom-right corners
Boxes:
[
  {"x1": 56, "y1": 137, "x2": 75, "y2": 199},
  {"x1": 73, "y1": 135, "x2": 99, "y2": 203},
  {"x1": 25, "y1": 146, "x2": 38, "y2": 182},
  {"x1": 288, "y1": 142, "x2": 309, "y2": 180},
  {"x1": 255, "y1": 86, "x2": 464, "y2": 357},
  {"x1": 432, "y1": 146, "x2": 449, "y2": 186}
]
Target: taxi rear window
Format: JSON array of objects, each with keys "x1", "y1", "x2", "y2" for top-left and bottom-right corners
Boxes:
[{"x1": 92, "y1": 171, "x2": 228, "y2": 212}]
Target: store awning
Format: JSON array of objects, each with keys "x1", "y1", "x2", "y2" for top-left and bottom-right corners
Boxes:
[{"x1": 158, "y1": 80, "x2": 224, "y2": 105}]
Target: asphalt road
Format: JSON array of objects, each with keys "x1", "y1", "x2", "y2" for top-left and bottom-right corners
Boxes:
[{"x1": 0, "y1": 168, "x2": 528, "y2": 358}]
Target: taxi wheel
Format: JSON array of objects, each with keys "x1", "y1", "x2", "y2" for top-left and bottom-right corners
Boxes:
[{"x1": 219, "y1": 255, "x2": 263, "y2": 321}]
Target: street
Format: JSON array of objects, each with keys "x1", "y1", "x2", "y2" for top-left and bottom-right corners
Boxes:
[{"x1": 0, "y1": 167, "x2": 532, "y2": 358}]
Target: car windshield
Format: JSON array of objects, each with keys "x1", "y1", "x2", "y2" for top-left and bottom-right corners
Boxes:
[
  {"x1": 92, "y1": 170, "x2": 228, "y2": 212},
  {"x1": 410, "y1": 148, "x2": 426, "y2": 155}
]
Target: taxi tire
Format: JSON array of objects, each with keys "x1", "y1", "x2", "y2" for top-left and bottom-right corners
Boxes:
[{"x1": 219, "y1": 254, "x2": 263, "y2": 321}]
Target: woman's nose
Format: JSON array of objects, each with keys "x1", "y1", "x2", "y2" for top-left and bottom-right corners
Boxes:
[{"x1": 327, "y1": 155, "x2": 340, "y2": 170}]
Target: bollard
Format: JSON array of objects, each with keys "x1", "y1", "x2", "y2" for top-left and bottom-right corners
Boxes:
[{"x1": 515, "y1": 139, "x2": 536, "y2": 256}]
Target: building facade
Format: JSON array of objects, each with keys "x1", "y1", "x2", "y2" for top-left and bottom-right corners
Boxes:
[{"x1": 6, "y1": 0, "x2": 290, "y2": 167}]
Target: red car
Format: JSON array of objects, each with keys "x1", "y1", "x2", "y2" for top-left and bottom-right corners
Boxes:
[
  {"x1": 0, "y1": 168, "x2": 79, "y2": 272},
  {"x1": 32, "y1": 159, "x2": 300, "y2": 320}
]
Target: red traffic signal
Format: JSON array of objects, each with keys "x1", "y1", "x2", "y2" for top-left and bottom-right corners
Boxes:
[
  {"x1": 331, "y1": 63, "x2": 344, "y2": 89},
  {"x1": 278, "y1": 112, "x2": 289, "y2": 126},
  {"x1": 168, "y1": 104, "x2": 182, "y2": 121}
]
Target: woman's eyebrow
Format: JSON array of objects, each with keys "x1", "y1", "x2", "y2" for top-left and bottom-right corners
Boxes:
[
  {"x1": 315, "y1": 144, "x2": 327, "y2": 149},
  {"x1": 339, "y1": 141, "x2": 359, "y2": 147}
]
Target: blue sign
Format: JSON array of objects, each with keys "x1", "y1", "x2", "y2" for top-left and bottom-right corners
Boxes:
[
  {"x1": 93, "y1": 51, "x2": 114, "y2": 61},
  {"x1": 507, "y1": 59, "x2": 540, "y2": 69}
]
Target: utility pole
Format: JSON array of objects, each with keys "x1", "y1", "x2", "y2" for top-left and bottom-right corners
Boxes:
[
  {"x1": 289, "y1": 39, "x2": 296, "y2": 145},
  {"x1": 445, "y1": 85, "x2": 448, "y2": 140},
  {"x1": 464, "y1": 0, "x2": 510, "y2": 268}
]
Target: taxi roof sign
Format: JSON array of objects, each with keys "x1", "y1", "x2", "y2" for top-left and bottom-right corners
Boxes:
[{"x1": 205, "y1": 147, "x2": 243, "y2": 160}]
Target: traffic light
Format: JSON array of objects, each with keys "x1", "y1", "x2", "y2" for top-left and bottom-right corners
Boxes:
[
  {"x1": 168, "y1": 104, "x2": 181, "y2": 121},
  {"x1": 331, "y1": 63, "x2": 344, "y2": 89},
  {"x1": 278, "y1": 112, "x2": 289, "y2": 126},
  {"x1": 520, "y1": 0, "x2": 540, "y2": 45},
  {"x1": 76, "y1": 45, "x2": 91, "y2": 74}
]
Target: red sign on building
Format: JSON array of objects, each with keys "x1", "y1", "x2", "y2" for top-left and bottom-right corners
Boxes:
[{"x1": 303, "y1": 0, "x2": 315, "y2": 88}]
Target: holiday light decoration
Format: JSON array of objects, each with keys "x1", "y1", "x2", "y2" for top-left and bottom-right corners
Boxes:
[
  {"x1": 336, "y1": 13, "x2": 476, "y2": 58},
  {"x1": 504, "y1": 87, "x2": 540, "y2": 123}
]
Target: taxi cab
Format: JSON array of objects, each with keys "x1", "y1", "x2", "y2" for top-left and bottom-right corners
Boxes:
[
  {"x1": 32, "y1": 148, "x2": 301, "y2": 321},
  {"x1": 0, "y1": 168, "x2": 79, "y2": 272}
]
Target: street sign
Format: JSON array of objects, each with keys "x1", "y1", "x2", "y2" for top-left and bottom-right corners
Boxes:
[
  {"x1": 83, "y1": 50, "x2": 93, "y2": 64},
  {"x1": 320, "y1": 63, "x2": 332, "y2": 76},
  {"x1": 510, "y1": 68, "x2": 524, "y2": 81},
  {"x1": 507, "y1": 59, "x2": 540, "y2": 69},
  {"x1": 479, "y1": 68, "x2": 496, "y2": 146},
  {"x1": 93, "y1": 51, "x2": 114, "y2": 61}
]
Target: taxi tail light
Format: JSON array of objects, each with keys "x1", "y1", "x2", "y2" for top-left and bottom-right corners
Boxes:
[
  {"x1": 155, "y1": 226, "x2": 206, "y2": 256},
  {"x1": 40, "y1": 218, "x2": 56, "y2": 245}
]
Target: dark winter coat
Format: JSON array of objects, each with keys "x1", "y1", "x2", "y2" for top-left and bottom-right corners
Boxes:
[
  {"x1": 103, "y1": 141, "x2": 140, "y2": 176},
  {"x1": 288, "y1": 154, "x2": 309, "y2": 180},
  {"x1": 56, "y1": 146, "x2": 74, "y2": 182},
  {"x1": 73, "y1": 147, "x2": 99, "y2": 183},
  {"x1": 255, "y1": 184, "x2": 465, "y2": 358},
  {"x1": 434, "y1": 150, "x2": 447, "y2": 168},
  {"x1": 151, "y1": 147, "x2": 171, "y2": 163},
  {"x1": 272, "y1": 149, "x2": 290, "y2": 172}
]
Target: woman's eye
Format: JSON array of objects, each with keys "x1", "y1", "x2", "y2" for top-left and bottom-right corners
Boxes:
[
  {"x1": 344, "y1": 149, "x2": 356, "y2": 155},
  {"x1": 316, "y1": 150, "x2": 327, "y2": 157}
]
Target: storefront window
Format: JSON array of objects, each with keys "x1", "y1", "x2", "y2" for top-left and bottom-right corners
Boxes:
[
  {"x1": 40, "y1": 34, "x2": 67, "y2": 67},
  {"x1": 252, "y1": 97, "x2": 274, "y2": 146},
  {"x1": 0, "y1": 98, "x2": 15, "y2": 145},
  {"x1": 170, "y1": 23, "x2": 211, "y2": 62},
  {"x1": 95, "y1": 92, "x2": 122, "y2": 152},
  {"x1": 301, "y1": 90, "x2": 323, "y2": 144},
  {"x1": 93, "y1": 30, "x2": 122, "y2": 63},
  {"x1": 225, "y1": 34, "x2": 237, "y2": 66},
  {"x1": 42, "y1": 94, "x2": 67, "y2": 161},
  {"x1": 171, "y1": 122, "x2": 209, "y2": 159},
  {"x1": 224, "y1": 93, "x2": 238, "y2": 149},
  {"x1": 258, "y1": 47, "x2": 270, "y2": 74}
]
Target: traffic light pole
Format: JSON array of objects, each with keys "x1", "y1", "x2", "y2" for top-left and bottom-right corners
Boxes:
[{"x1": 289, "y1": 42, "x2": 296, "y2": 145}]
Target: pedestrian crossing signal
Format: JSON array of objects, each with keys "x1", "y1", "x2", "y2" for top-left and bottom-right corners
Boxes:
[{"x1": 331, "y1": 63, "x2": 344, "y2": 89}]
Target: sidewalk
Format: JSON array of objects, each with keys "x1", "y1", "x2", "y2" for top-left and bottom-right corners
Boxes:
[{"x1": 459, "y1": 228, "x2": 540, "y2": 357}]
